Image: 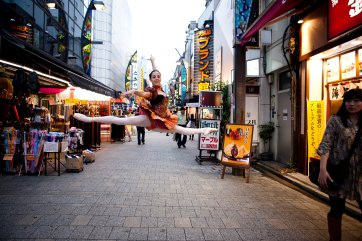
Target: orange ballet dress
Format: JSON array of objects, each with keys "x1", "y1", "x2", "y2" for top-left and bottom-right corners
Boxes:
[{"x1": 138, "y1": 86, "x2": 178, "y2": 130}]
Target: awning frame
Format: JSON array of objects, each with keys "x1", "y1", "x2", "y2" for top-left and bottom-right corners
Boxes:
[
  {"x1": 0, "y1": 29, "x2": 116, "y2": 97},
  {"x1": 239, "y1": 0, "x2": 314, "y2": 46}
]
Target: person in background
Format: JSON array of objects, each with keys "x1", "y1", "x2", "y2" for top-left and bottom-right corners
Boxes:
[
  {"x1": 187, "y1": 113, "x2": 197, "y2": 141},
  {"x1": 135, "y1": 111, "x2": 145, "y2": 145},
  {"x1": 125, "y1": 111, "x2": 133, "y2": 142},
  {"x1": 175, "y1": 107, "x2": 187, "y2": 148},
  {"x1": 73, "y1": 56, "x2": 217, "y2": 136},
  {"x1": 317, "y1": 88, "x2": 362, "y2": 241}
]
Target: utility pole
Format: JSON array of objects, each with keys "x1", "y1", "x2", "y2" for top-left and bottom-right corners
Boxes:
[{"x1": 233, "y1": 45, "x2": 246, "y2": 123}]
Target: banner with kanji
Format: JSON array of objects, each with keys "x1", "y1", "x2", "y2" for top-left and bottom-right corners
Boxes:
[
  {"x1": 307, "y1": 100, "x2": 325, "y2": 160},
  {"x1": 222, "y1": 124, "x2": 253, "y2": 163}
]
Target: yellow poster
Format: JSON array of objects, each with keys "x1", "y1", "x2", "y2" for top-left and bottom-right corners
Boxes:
[
  {"x1": 307, "y1": 100, "x2": 325, "y2": 160},
  {"x1": 222, "y1": 124, "x2": 253, "y2": 164}
]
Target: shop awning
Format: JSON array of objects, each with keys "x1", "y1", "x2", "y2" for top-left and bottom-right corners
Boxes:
[
  {"x1": 68, "y1": 72, "x2": 116, "y2": 98},
  {"x1": 0, "y1": 29, "x2": 116, "y2": 97},
  {"x1": 240, "y1": 0, "x2": 311, "y2": 46}
]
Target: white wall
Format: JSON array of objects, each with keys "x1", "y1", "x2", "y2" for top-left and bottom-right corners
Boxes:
[{"x1": 214, "y1": 0, "x2": 234, "y2": 85}]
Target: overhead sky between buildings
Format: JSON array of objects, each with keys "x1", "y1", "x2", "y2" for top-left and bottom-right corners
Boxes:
[{"x1": 128, "y1": 0, "x2": 206, "y2": 85}]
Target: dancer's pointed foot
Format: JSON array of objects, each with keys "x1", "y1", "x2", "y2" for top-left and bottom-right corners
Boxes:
[
  {"x1": 203, "y1": 128, "x2": 218, "y2": 135},
  {"x1": 74, "y1": 113, "x2": 93, "y2": 123}
]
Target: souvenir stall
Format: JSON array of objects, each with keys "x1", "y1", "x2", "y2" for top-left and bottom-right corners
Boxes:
[
  {"x1": 109, "y1": 98, "x2": 128, "y2": 143},
  {"x1": 59, "y1": 88, "x2": 112, "y2": 150},
  {"x1": 0, "y1": 67, "x2": 75, "y2": 175},
  {"x1": 0, "y1": 67, "x2": 50, "y2": 175}
]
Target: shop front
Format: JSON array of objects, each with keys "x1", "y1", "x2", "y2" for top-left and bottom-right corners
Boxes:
[
  {"x1": 300, "y1": 1, "x2": 362, "y2": 174},
  {"x1": 0, "y1": 28, "x2": 116, "y2": 175}
]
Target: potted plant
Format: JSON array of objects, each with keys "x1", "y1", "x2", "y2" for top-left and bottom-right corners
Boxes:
[{"x1": 258, "y1": 122, "x2": 275, "y2": 161}]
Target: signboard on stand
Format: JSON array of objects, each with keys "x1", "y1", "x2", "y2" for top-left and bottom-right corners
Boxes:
[
  {"x1": 222, "y1": 124, "x2": 253, "y2": 163},
  {"x1": 220, "y1": 124, "x2": 254, "y2": 182},
  {"x1": 199, "y1": 119, "x2": 220, "y2": 150}
]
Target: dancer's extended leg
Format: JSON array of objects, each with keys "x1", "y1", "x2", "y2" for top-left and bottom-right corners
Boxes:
[{"x1": 73, "y1": 113, "x2": 151, "y2": 127}]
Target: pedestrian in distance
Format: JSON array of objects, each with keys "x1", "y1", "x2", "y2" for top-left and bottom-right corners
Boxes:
[
  {"x1": 136, "y1": 126, "x2": 145, "y2": 145},
  {"x1": 175, "y1": 107, "x2": 187, "y2": 148},
  {"x1": 135, "y1": 111, "x2": 145, "y2": 145},
  {"x1": 187, "y1": 113, "x2": 197, "y2": 141},
  {"x1": 317, "y1": 87, "x2": 362, "y2": 241},
  {"x1": 73, "y1": 56, "x2": 217, "y2": 136}
]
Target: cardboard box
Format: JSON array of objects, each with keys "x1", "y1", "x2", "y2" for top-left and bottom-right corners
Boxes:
[
  {"x1": 65, "y1": 154, "x2": 83, "y2": 171},
  {"x1": 82, "y1": 150, "x2": 95, "y2": 162},
  {"x1": 60, "y1": 141, "x2": 69, "y2": 153}
]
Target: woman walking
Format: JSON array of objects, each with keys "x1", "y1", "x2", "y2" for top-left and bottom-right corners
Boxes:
[{"x1": 317, "y1": 88, "x2": 362, "y2": 241}]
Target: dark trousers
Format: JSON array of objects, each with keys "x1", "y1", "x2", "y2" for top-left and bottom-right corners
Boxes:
[
  {"x1": 176, "y1": 124, "x2": 187, "y2": 147},
  {"x1": 329, "y1": 195, "x2": 362, "y2": 218},
  {"x1": 137, "y1": 126, "x2": 145, "y2": 144}
]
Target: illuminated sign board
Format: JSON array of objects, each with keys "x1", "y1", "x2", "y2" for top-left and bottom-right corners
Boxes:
[
  {"x1": 194, "y1": 24, "x2": 214, "y2": 93},
  {"x1": 328, "y1": 0, "x2": 362, "y2": 40}
]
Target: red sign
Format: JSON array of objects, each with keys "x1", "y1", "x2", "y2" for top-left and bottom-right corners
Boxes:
[{"x1": 328, "y1": 1, "x2": 362, "y2": 40}]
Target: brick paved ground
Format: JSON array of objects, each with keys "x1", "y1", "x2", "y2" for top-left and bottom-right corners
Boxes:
[{"x1": 0, "y1": 131, "x2": 361, "y2": 240}]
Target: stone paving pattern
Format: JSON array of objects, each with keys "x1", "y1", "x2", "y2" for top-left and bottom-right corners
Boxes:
[{"x1": 0, "y1": 131, "x2": 361, "y2": 241}]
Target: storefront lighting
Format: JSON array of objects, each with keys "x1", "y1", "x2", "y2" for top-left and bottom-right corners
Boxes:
[
  {"x1": 92, "y1": 1, "x2": 105, "y2": 10},
  {"x1": 0, "y1": 59, "x2": 72, "y2": 87}
]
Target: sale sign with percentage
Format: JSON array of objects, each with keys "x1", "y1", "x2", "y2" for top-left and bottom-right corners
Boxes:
[{"x1": 199, "y1": 119, "x2": 220, "y2": 150}]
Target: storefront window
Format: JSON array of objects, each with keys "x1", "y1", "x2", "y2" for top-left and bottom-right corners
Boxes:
[
  {"x1": 33, "y1": 27, "x2": 44, "y2": 49},
  {"x1": 279, "y1": 71, "x2": 291, "y2": 91},
  {"x1": 34, "y1": 5, "x2": 45, "y2": 29},
  {"x1": 358, "y1": 49, "x2": 362, "y2": 76},
  {"x1": 340, "y1": 51, "x2": 356, "y2": 80},
  {"x1": 326, "y1": 57, "x2": 340, "y2": 82},
  {"x1": 15, "y1": 0, "x2": 33, "y2": 17}
]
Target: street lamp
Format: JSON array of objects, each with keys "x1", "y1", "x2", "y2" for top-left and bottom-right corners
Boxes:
[
  {"x1": 46, "y1": 0, "x2": 56, "y2": 9},
  {"x1": 92, "y1": 1, "x2": 105, "y2": 10}
]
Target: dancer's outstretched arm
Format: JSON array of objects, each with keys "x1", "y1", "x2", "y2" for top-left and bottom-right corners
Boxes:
[{"x1": 150, "y1": 55, "x2": 157, "y2": 70}]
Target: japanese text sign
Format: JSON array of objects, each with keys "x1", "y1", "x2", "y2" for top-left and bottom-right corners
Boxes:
[
  {"x1": 222, "y1": 124, "x2": 254, "y2": 163},
  {"x1": 307, "y1": 100, "x2": 325, "y2": 160},
  {"x1": 199, "y1": 119, "x2": 220, "y2": 150},
  {"x1": 194, "y1": 25, "x2": 214, "y2": 93}
]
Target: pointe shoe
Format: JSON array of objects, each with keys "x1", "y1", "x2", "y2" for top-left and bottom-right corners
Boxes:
[
  {"x1": 203, "y1": 128, "x2": 218, "y2": 135},
  {"x1": 73, "y1": 113, "x2": 93, "y2": 123}
]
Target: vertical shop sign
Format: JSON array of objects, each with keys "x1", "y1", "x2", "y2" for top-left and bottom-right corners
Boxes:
[
  {"x1": 199, "y1": 119, "x2": 220, "y2": 150},
  {"x1": 234, "y1": 0, "x2": 259, "y2": 46},
  {"x1": 328, "y1": 0, "x2": 362, "y2": 40},
  {"x1": 125, "y1": 51, "x2": 137, "y2": 91},
  {"x1": 194, "y1": 24, "x2": 214, "y2": 93},
  {"x1": 307, "y1": 100, "x2": 325, "y2": 160},
  {"x1": 81, "y1": 6, "x2": 93, "y2": 75}
]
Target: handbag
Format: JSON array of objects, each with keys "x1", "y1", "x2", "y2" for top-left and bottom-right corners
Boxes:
[{"x1": 309, "y1": 127, "x2": 361, "y2": 191}]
